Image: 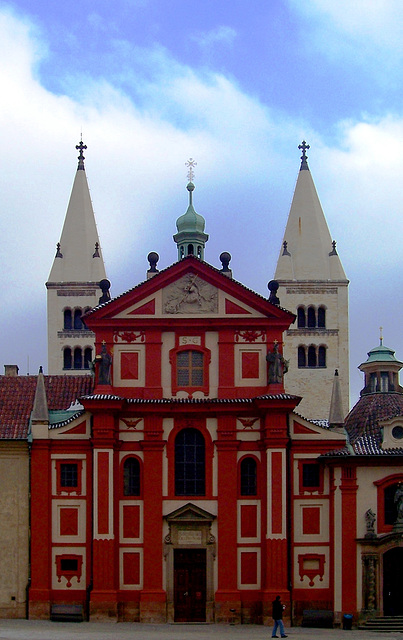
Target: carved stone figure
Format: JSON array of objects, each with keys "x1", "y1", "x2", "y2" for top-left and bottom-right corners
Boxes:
[
  {"x1": 394, "y1": 483, "x2": 403, "y2": 524},
  {"x1": 163, "y1": 274, "x2": 218, "y2": 314},
  {"x1": 96, "y1": 342, "x2": 112, "y2": 385},
  {"x1": 365, "y1": 508, "x2": 376, "y2": 537},
  {"x1": 266, "y1": 341, "x2": 289, "y2": 384}
]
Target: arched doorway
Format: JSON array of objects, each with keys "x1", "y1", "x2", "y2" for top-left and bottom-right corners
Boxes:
[{"x1": 383, "y1": 548, "x2": 403, "y2": 615}]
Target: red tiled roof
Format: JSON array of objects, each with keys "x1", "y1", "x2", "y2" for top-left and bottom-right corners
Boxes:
[
  {"x1": 345, "y1": 392, "x2": 403, "y2": 445},
  {"x1": 0, "y1": 375, "x2": 94, "y2": 440}
]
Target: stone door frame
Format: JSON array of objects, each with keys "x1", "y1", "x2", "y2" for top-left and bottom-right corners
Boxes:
[{"x1": 164, "y1": 503, "x2": 216, "y2": 623}]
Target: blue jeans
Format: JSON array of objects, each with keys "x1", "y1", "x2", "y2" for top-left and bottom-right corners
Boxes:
[{"x1": 272, "y1": 618, "x2": 285, "y2": 637}]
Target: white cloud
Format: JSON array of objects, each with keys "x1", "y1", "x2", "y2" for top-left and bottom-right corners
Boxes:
[
  {"x1": 289, "y1": 0, "x2": 403, "y2": 68},
  {"x1": 1, "y1": 5, "x2": 403, "y2": 402}
]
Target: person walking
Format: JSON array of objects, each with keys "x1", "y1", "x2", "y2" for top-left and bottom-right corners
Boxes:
[{"x1": 272, "y1": 595, "x2": 287, "y2": 638}]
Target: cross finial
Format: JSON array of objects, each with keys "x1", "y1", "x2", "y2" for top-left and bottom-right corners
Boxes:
[
  {"x1": 185, "y1": 158, "x2": 197, "y2": 183},
  {"x1": 298, "y1": 140, "x2": 310, "y2": 170},
  {"x1": 76, "y1": 139, "x2": 87, "y2": 170},
  {"x1": 380, "y1": 326, "x2": 383, "y2": 346}
]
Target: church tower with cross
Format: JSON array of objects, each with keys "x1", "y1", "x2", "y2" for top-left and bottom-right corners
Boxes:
[
  {"x1": 274, "y1": 142, "x2": 349, "y2": 421},
  {"x1": 173, "y1": 159, "x2": 209, "y2": 260},
  {"x1": 46, "y1": 141, "x2": 107, "y2": 375}
]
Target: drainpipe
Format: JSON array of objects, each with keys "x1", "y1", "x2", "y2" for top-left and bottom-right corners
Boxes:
[
  {"x1": 26, "y1": 441, "x2": 32, "y2": 619},
  {"x1": 286, "y1": 416, "x2": 293, "y2": 626}
]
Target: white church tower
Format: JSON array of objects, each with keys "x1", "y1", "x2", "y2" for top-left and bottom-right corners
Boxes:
[
  {"x1": 46, "y1": 141, "x2": 107, "y2": 374},
  {"x1": 275, "y1": 142, "x2": 349, "y2": 421}
]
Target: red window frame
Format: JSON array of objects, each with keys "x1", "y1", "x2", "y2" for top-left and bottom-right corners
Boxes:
[
  {"x1": 169, "y1": 335, "x2": 210, "y2": 396},
  {"x1": 55, "y1": 554, "x2": 83, "y2": 588},
  {"x1": 375, "y1": 473, "x2": 403, "y2": 534}
]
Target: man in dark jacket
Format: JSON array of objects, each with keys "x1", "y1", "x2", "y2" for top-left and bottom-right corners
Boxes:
[{"x1": 272, "y1": 595, "x2": 287, "y2": 638}]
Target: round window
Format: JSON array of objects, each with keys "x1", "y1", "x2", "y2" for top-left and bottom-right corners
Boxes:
[{"x1": 392, "y1": 425, "x2": 403, "y2": 440}]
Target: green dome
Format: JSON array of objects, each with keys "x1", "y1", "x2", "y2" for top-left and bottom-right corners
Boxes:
[
  {"x1": 175, "y1": 182, "x2": 206, "y2": 234},
  {"x1": 364, "y1": 343, "x2": 400, "y2": 364}
]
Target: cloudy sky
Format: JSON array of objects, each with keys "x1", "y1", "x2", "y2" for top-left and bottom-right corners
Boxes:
[{"x1": 1, "y1": 0, "x2": 402, "y2": 407}]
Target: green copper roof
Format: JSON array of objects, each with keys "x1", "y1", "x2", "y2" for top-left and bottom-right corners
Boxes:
[
  {"x1": 176, "y1": 182, "x2": 206, "y2": 234},
  {"x1": 364, "y1": 343, "x2": 400, "y2": 364}
]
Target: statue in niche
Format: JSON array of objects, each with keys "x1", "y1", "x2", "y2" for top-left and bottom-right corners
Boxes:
[
  {"x1": 266, "y1": 341, "x2": 289, "y2": 384},
  {"x1": 394, "y1": 483, "x2": 403, "y2": 524},
  {"x1": 365, "y1": 509, "x2": 376, "y2": 537},
  {"x1": 95, "y1": 342, "x2": 112, "y2": 385},
  {"x1": 164, "y1": 274, "x2": 218, "y2": 314}
]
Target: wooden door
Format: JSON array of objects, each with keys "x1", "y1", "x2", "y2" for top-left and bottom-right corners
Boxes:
[
  {"x1": 174, "y1": 549, "x2": 206, "y2": 622},
  {"x1": 383, "y1": 548, "x2": 403, "y2": 616}
]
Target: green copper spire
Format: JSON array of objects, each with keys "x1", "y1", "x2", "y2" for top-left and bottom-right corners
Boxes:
[{"x1": 173, "y1": 159, "x2": 208, "y2": 260}]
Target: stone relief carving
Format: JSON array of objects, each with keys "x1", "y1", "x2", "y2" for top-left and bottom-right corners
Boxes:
[
  {"x1": 163, "y1": 274, "x2": 218, "y2": 314},
  {"x1": 114, "y1": 330, "x2": 145, "y2": 343},
  {"x1": 235, "y1": 329, "x2": 266, "y2": 343}
]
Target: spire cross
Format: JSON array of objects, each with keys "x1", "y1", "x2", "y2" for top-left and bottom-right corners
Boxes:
[
  {"x1": 185, "y1": 158, "x2": 197, "y2": 183},
  {"x1": 76, "y1": 139, "x2": 87, "y2": 170},
  {"x1": 298, "y1": 140, "x2": 310, "y2": 161},
  {"x1": 380, "y1": 326, "x2": 383, "y2": 346}
]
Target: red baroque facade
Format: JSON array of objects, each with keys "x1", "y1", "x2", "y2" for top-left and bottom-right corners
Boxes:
[{"x1": 30, "y1": 256, "x2": 350, "y2": 623}]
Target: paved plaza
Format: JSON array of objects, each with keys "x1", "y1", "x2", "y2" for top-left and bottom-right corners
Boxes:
[{"x1": 0, "y1": 621, "x2": 401, "y2": 640}]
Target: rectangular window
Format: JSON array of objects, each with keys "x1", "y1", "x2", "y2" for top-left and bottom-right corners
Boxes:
[
  {"x1": 302, "y1": 463, "x2": 320, "y2": 489},
  {"x1": 60, "y1": 463, "x2": 78, "y2": 488},
  {"x1": 177, "y1": 350, "x2": 204, "y2": 387},
  {"x1": 55, "y1": 459, "x2": 83, "y2": 495},
  {"x1": 60, "y1": 558, "x2": 78, "y2": 572}
]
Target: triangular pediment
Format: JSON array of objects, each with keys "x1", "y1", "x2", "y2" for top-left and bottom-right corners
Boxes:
[
  {"x1": 165, "y1": 502, "x2": 216, "y2": 523},
  {"x1": 290, "y1": 413, "x2": 346, "y2": 441},
  {"x1": 84, "y1": 256, "x2": 295, "y2": 327}
]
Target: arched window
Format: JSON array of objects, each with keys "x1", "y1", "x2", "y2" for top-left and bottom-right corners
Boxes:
[
  {"x1": 64, "y1": 309, "x2": 72, "y2": 330},
  {"x1": 318, "y1": 346, "x2": 326, "y2": 367},
  {"x1": 84, "y1": 347, "x2": 92, "y2": 369},
  {"x1": 188, "y1": 244, "x2": 194, "y2": 255},
  {"x1": 74, "y1": 309, "x2": 83, "y2": 330},
  {"x1": 240, "y1": 457, "x2": 257, "y2": 496},
  {"x1": 297, "y1": 307, "x2": 306, "y2": 328},
  {"x1": 197, "y1": 246, "x2": 202, "y2": 258},
  {"x1": 175, "y1": 428, "x2": 205, "y2": 496},
  {"x1": 63, "y1": 348, "x2": 72, "y2": 369},
  {"x1": 74, "y1": 347, "x2": 82, "y2": 369},
  {"x1": 308, "y1": 345, "x2": 317, "y2": 367},
  {"x1": 123, "y1": 457, "x2": 141, "y2": 496},
  {"x1": 307, "y1": 307, "x2": 316, "y2": 328},
  {"x1": 177, "y1": 350, "x2": 204, "y2": 387},
  {"x1": 318, "y1": 306, "x2": 326, "y2": 328},
  {"x1": 298, "y1": 346, "x2": 306, "y2": 368}
]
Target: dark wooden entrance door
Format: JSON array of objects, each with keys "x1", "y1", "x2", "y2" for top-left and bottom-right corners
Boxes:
[
  {"x1": 174, "y1": 549, "x2": 206, "y2": 622},
  {"x1": 383, "y1": 548, "x2": 403, "y2": 616}
]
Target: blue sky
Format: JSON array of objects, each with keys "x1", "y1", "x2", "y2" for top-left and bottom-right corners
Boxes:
[{"x1": 1, "y1": 0, "x2": 403, "y2": 407}]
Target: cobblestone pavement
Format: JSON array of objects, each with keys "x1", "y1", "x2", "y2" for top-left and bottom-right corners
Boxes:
[{"x1": 0, "y1": 621, "x2": 401, "y2": 640}]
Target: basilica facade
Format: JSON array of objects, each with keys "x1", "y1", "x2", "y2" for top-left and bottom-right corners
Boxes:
[{"x1": 1, "y1": 141, "x2": 402, "y2": 625}]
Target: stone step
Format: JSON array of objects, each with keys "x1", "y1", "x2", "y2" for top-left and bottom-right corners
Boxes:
[{"x1": 359, "y1": 616, "x2": 403, "y2": 632}]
